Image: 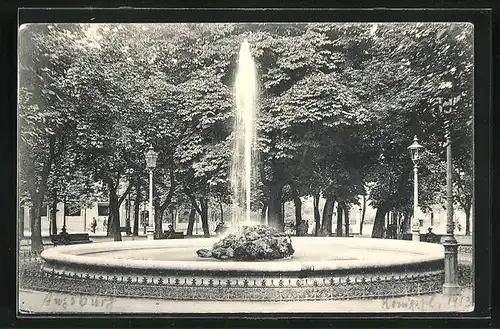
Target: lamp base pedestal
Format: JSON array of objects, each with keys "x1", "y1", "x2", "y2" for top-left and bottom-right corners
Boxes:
[
  {"x1": 146, "y1": 227, "x2": 154, "y2": 241},
  {"x1": 442, "y1": 236, "x2": 460, "y2": 296},
  {"x1": 442, "y1": 283, "x2": 461, "y2": 296},
  {"x1": 411, "y1": 227, "x2": 420, "y2": 242}
]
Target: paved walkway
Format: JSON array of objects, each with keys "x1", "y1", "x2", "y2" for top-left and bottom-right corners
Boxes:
[
  {"x1": 18, "y1": 233, "x2": 473, "y2": 314},
  {"x1": 20, "y1": 233, "x2": 473, "y2": 244},
  {"x1": 19, "y1": 235, "x2": 148, "y2": 251},
  {"x1": 19, "y1": 235, "x2": 472, "y2": 254},
  {"x1": 19, "y1": 288, "x2": 473, "y2": 314},
  {"x1": 19, "y1": 234, "x2": 211, "y2": 250},
  {"x1": 351, "y1": 234, "x2": 473, "y2": 245}
]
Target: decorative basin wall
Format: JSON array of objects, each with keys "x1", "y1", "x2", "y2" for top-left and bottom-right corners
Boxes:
[{"x1": 34, "y1": 237, "x2": 445, "y2": 301}]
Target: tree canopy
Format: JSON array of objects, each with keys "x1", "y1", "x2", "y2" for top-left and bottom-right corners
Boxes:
[{"x1": 18, "y1": 22, "x2": 474, "y2": 249}]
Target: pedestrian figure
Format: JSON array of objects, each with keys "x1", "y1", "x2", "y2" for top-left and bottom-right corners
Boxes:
[
  {"x1": 425, "y1": 227, "x2": 438, "y2": 243},
  {"x1": 91, "y1": 217, "x2": 97, "y2": 233},
  {"x1": 298, "y1": 220, "x2": 307, "y2": 236},
  {"x1": 215, "y1": 222, "x2": 225, "y2": 235},
  {"x1": 388, "y1": 224, "x2": 397, "y2": 239},
  {"x1": 165, "y1": 224, "x2": 175, "y2": 239}
]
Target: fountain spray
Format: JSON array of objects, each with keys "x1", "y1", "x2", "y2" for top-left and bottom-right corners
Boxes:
[{"x1": 231, "y1": 39, "x2": 258, "y2": 225}]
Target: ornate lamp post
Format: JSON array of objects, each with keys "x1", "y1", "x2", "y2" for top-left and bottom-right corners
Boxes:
[
  {"x1": 60, "y1": 195, "x2": 68, "y2": 234},
  {"x1": 439, "y1": 74, "x2": 461, "y2": 296},
  {"x1": 408, "y1": 135, "x2": 424, "y2": 242},
  {"x1": 358, "y1": 207, "x2": 362, "y2": 235},
  {"x1": 144, "y1": 146, "x2": 158, "y2": 240}
]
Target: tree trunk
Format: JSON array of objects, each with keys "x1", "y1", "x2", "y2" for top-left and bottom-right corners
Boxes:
[
  {"x1": 390, "y1": 211, "x2": 397, "y2": 239},
  {"x1": 133, "y1": 187, "x2": 142, "y2": 236},
  {"x1": 109, "y1": 189, "x2": 122, "y2": 241},
  {"x1": 291, "y1": 186, "x2": 302, "y2": 236},
  {"x1": 386, "y1": 212, "x2": 390, "y2": 238},
  {"x1": 29, "y1": 197, "x2": 44, "y2": 253},
  {"x1": 372, "y1": 168, "x2": 410, "y2": 238},
  {"x1": 125, "y1": 197, "x2": 131, "y2": 234},
  {"x1": 27, "y1": 134, "x2": 57, "y2": 252},
  {"x1": 267, "y1": 184, "x2": 284, "y2": 231},
  {"x1": 313, "y1": 194, "x2": 321, "y2": 236},
  {"x1": 19, "y1": 204, "x2": 25, "y2": 238},
  {"x1": 321, "y1": 198, "x2": 335, "y2": 236},
  {"x1": 50, "y1": 188, "x2": 58, "y2": 235},
  {"x1": 172, "y1": 208, "x2": 175, "y2": 227},
  {"x1": 29, "y1": 186, "x2": 50, "y2": 252},
  {"x1": 220, "y1": 203, "x2": 224, "y2": 223},
  {"x1": 401, "y1": 212, "x2": 409, "y2": 235},
  {"x1": 153, "y1": 166, "x2": 176, "y2": 239},
  {"x1": 360, "y1": 194, "x2": 366, "y2": 235},
  {"x1": 153, "y1": 184, "x2": 168, "y2": 239},
  {"x1": 199, "y1": 198, "x2": 210, "y2": 238},
  {"x1": 344, "y1": 205, "x2": 350, "y2": 237},
  {"x1": 186, "y1": 202, "x2": 196, "y2": 236},
  {"x1": 260, "y1": 202, "x2": 268, "y2": 224},
  {"x1": 106, "y1": 204, "x2": 112, "y2": 237},
  {"x1": 465, "y1": 202, "x2": 471, "y2": 236},
  {"x1": 336, "y1": 203, "x2": 343, "y2": 237},
  {"x1": 154, "y1": 205, "x2": 166, "y2": 239},
  {"x1": 371, "y1": 203, "x2": 389, "y2": 238}
]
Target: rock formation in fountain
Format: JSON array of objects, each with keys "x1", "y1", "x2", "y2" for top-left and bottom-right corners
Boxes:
[{"x1": 197, "y1": 225, "x2": 294, "y2": 260}]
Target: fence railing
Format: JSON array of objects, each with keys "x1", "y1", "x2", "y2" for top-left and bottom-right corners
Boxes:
[
  {"x1": 18, "y1": 245, "x2": 473, "y2": 301},
  {"x1": 20, "y1": 266, "x2": 445, "y2": 301}
]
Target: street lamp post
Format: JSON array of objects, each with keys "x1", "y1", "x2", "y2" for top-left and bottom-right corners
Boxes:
[
  {"x1": 358, "y1": 207, "x2": 362, "y2": 235},
  {"x1": 144, "y1": 146, "x2": 158, "y2": 241},
  {"x1": 61, "y1": 195, "x2": 67, "y2": 234},
  {"x1": 439, "y1": 74, "x2": 461, "y2": 296},
  {"x1": 408, "y1": 135, "x2": 424, "y2": 242}
]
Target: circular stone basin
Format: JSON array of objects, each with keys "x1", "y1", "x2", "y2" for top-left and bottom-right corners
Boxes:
[
  {"x1": 37, "y1": 237, "x2": 445, "y2": 301},
  {"x1": 41, "y1": 237, "x2": 444, "y2": 276}
]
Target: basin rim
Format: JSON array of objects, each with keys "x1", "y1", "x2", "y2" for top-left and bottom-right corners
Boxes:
[{"x1": 40, "y1": 237, "x2": 444, "y2": 274}]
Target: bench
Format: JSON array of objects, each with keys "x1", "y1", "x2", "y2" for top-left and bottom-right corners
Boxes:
[
  {"x1": 215, "y1": 226, "x2": 229, "y2": 235},
  {"x1": 401, "y1": 233, "x2": 443, "y2": 243},
  {"x1": 402, "y1": 233, "x2": 413, "y2": 241},
  {"x1": 120, "y1": 226, "x2": 132, "y2": 235},
  {"x1": 420, "y1": 233, "x2": 442, "y2": 244},
  {"x1": 50, "y1": 233, "x2": 92, "y2": 246},
  {"x1": 163, "y1": 231, "x2": 184, "y2": 239}
]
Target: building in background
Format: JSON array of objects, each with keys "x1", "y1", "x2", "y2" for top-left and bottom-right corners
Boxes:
[
  {"x1": 19, "y1": 199, "x2": 220, "y2": 237},
  {"x1": 19, "y1": 194, "x2": 471, "y2": 238}
]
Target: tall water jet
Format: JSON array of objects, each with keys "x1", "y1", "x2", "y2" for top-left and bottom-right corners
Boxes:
[{"x1": 231, "y1": 39, "x2": 258, "y2": 224}]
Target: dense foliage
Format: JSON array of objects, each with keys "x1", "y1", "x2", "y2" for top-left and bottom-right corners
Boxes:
[{"x1": 18, "y1": 22, "x2": 473, "y2": 250}]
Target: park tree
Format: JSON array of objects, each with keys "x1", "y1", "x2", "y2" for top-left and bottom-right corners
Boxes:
[
  {"x1": 132, "y1": 24, "x2": 237, "y2": 237},
  {"x1": 135, "y1": 71, "x2": 183, "y2": 239},
  {"x1": 172, "y1": 65, "x2": 233, "y2": 236},
  {"x1": 18, "y1": 23, "x2": 87, "y2": 251},
  {"x1": 342, "y1": 23, "x2": 474, "y2": 238},
  {"x1": 255, "y1": 23, "x2": 373, "y2": 231},
  {"x1": 19, "y1": 22, "x2": 473, "y2": 244},
  {"x1": 59, "y1": 24, "x2": 159, "y2": 240},
  {"x1": 46, "y1": 147, "x2": 105, "y2": 235}
]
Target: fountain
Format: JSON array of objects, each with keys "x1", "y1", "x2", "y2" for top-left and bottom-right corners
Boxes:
[
  {"x1": 197, "y1": 40, "x2": 292, "y2": 261},
  {"x1": 230, "y1": 39, "x2": 259, "y2": 225},
  {"x1": 32, "y1": 40, "x2": 446, "y2": 302}
]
